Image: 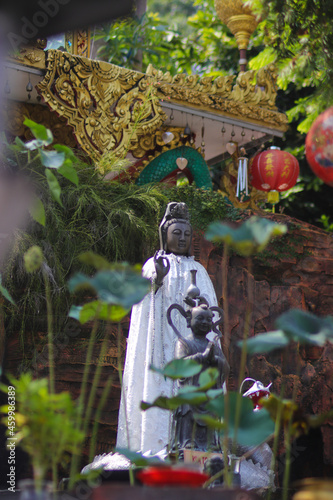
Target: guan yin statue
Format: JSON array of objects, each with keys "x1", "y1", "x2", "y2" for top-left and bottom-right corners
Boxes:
[{"x1": 82, "y1": 202, "x2": 273, "y2": 490}]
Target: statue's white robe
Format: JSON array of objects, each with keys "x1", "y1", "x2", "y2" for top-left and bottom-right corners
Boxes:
[{"x1": 116, "y1": 252, "x2": 218, "y2": 454}]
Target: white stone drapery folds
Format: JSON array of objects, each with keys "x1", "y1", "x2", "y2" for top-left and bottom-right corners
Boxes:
[{"x1": 116, "y1": 252, "x2": 218, "y2": 455}]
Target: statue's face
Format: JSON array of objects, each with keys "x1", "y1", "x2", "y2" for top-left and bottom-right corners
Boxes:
[
  {"x1": 191, "y1": 307, "x2": 213, "y2": 336},
  {"x1": 166, "y1": 222, "x2": 191, "y2": 255}
]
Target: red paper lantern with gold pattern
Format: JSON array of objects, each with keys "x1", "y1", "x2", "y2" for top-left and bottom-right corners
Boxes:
[
  {"x1": 250, "y1": 147, "x2": 299, "y2": 204},
  {"x1": 305, "y1": 106, "x2": 333, "y2": 187}
]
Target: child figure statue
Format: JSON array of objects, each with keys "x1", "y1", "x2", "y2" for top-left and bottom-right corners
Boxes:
[{"x1": 167, "y1": 276, "x2": 229, "y2": 455}]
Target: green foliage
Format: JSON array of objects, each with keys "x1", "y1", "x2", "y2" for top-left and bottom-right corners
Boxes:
[
  {"x1": 162, "y1": 184, "x2": 242, "y2": 232},
  {"x1": 205, "y1": 216, "x2": 288, "y2": 256},
  {"x1": 1, "y1": 143, "x2": 166, "y2": 340},
  {"x1": 1, "y1": 373, "x2": 83, "y2": 484},
  {"x1": 141, "y1": 359, "x2": 274, "y2": 447},
  {"x1": 94, "y1": 1, "x2": 242, "y2": 75},
  {"x1": 319, "y1": 214, "x2": 333, "y2": 232},
  {"x1": 262, "y1": 393, "x2": 333, "y2": 438},
  {"x1": 206, "y1": 392, "x2": 275, "y2": 447},
  {"x1": 0, "y1": 274, "x2": 15, "y2": 306},
  {"x1": 248, "y1": 0, "x2": 333, "y2": 132},
  {"x1": 243, "y1": 330, "x2": 289, "y2": 354},
  {"x1": 6, "y1": 119, "x2": 79, "y2": 224},
  {"x1": 240, "y1": 309, "x2": 333, "y2": 353},
  {"x1": 68, "y1": 260, "x2": 151, "y2": 324},
  {"x1": 276, "y1": 309, "x2": 333, "y2": 345},
  {"x1": 150, "y1": 357, "x2": 203, "y2": 380}
]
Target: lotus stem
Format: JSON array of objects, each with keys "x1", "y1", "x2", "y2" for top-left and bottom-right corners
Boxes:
[
  {"x1": 117, "y1": 322, "x2": 135, "y2": 486},
  {"x1": 89, "y1": 375, "x2": 114, "y2": 462}
]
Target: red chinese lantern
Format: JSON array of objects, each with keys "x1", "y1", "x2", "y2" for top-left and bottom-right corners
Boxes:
[
  {"x1": 250, "y1": 146, "x2": 299, "y2": 206},
  {"x1": 305, "y1": 106, "x2": 333, "y2": 187}
]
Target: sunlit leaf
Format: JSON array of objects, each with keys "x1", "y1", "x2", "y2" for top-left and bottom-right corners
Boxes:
[
  {"x1": 276, "y1": 309, "x2": 333, "y2": 345},
  {"x1": 239, "y1": 330, "x2": 289, "y2": 354},
  {"x1": 29, "y1": 196, "x2": 46, "y2": 226},
  {"x1": 53, "y1": 144, "x2": 77, "y2": 161},
  {"x1": 0, "y1": 274, "x2": 15, "y2": 305},
  {"x1": 23, "y1": 118, "x2": 53, "y2": 145},
  {"x1": 69, "y1": 301, "x2": 130, "y2": 324},
  {"x1": 206, "y1": 392, "x2": 275, "y2": 447},
  {"x1": 150, "y1": 358, "x2": 202, "y2": 380},
  {"x1": 205, "y1": 217, "x2": 287, "y2": 256},
  {"x1": 58, "y1": 160, "x2": 79, "y2": 185},
  {"x1": 45, "y1": 169, "x2": 63, "y2": 207},
  {"x1": 261, "y1": 394, "x2": 298, "y2": 423},
  {"x1": 260, "y1": 394, "x2": 308, "y2": 438},
  {"x1": 193, "y1": 413, "x2": 225, "y2": 430}
]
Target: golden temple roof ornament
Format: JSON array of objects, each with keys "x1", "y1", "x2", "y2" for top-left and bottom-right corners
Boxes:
[
  {"x1": 214, "y1": 0, "x2": 259, "y2": 71},
  {"x1": 36, "y1": 50, "x2": 287, "y2": 161}
]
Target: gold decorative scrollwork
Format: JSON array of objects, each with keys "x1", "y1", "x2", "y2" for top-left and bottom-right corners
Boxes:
[
  {"x1": 2, "y1": 101, "x2": 77, "y2": 148},
  {"x1": 9, "y1": 47, "x2": 46, "y2": 69},
  {"x1": 36, "y1": 50, "x2": 288, "y2": 162},
  {"x1": 150, "y1": 63, "x2": 287, "y2": 129},
  {"x1": 37, "y1": 50, "x2": 167, "y2": 160}
]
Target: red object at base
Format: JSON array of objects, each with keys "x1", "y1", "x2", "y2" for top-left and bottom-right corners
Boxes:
[{"x1": 136, "y1": 466, "x2": 210, "y2": 487}]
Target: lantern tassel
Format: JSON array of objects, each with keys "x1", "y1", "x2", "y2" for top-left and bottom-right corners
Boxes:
[{"x1": 236, "y1": 157, "x2": 248, "y2": 199}]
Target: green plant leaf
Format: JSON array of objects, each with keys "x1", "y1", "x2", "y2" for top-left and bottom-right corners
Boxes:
[
  {"x1": 14, "y1": 136, "x2": 27, "y2": 151},
  {"x1": 141, "y1": 391, "x2": 209, "y2": 411},
  {"x1": 197, "y1": 368, "x2": 220, "y2": 391},
  {"x1": 239, "y1": 330, "x2": 290, "y2": 354},
  {"x1": 23, "y1": 118, "x2": 53, "y2": 145},
  {"x1": 193, "y1": 413, "x2": 225, "y2": 430},
  {"x1": 206, "y1": 392, "x2": 275, "y2": 447},
  {"x1": 68, "y1": 267, "x2": 150, "y2": 309},
  {"x1": 53, "y1": 144, "x2": 77, "y2": 161},
  {"x1": 69, "y1": 301, "x2": 130, "y2": 324},
  {"x1": 29, "y1": 196, "x2": 46, "y2": 226},
  {"x1": 40, "y1": 150, "x2": 65, "y2": 168},
  {"x1": 115, "y1": 448, "x2": 168, "y2": 466},
  {"x1": 45, "y1": 169, "x2": 63, "y2": 207},
  {"x1": 205, "y1": 217, "x2": 287, "y2": 256},
  {"x1": 149, "y1": 358, "x2": 202, "y2": 380},
  {"x1": 276, "y1": 309, "x2": 333, "y2": 345},
  {"x1": 0, "y1": 274, "x2": 15, "y2": 305},
  {"x1": 58, "y1": 160, "x2": 79, "y2": 185}
]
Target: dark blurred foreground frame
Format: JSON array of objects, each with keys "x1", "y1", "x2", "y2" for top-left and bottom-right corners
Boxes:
[{"x1": 1, "y1": 0, "x2": 135, "y2": 51}]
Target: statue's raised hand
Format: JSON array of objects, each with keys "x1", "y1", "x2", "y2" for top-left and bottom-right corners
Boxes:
[{"x1": 154, "y1": 252, "x2": 170, "y2": 287}]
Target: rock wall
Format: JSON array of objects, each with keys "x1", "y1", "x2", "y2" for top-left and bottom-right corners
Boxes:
[{"x1": 193, "y1": 213, "x2": 333, "y2": 478}]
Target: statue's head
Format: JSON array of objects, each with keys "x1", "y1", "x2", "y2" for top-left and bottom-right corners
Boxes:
[
  {"x1": 159, "y1": 202, "x2": 192, "y2": 255},
  {"x1": 190, "y1": 304, "x2": 213, "y2": 337}
]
